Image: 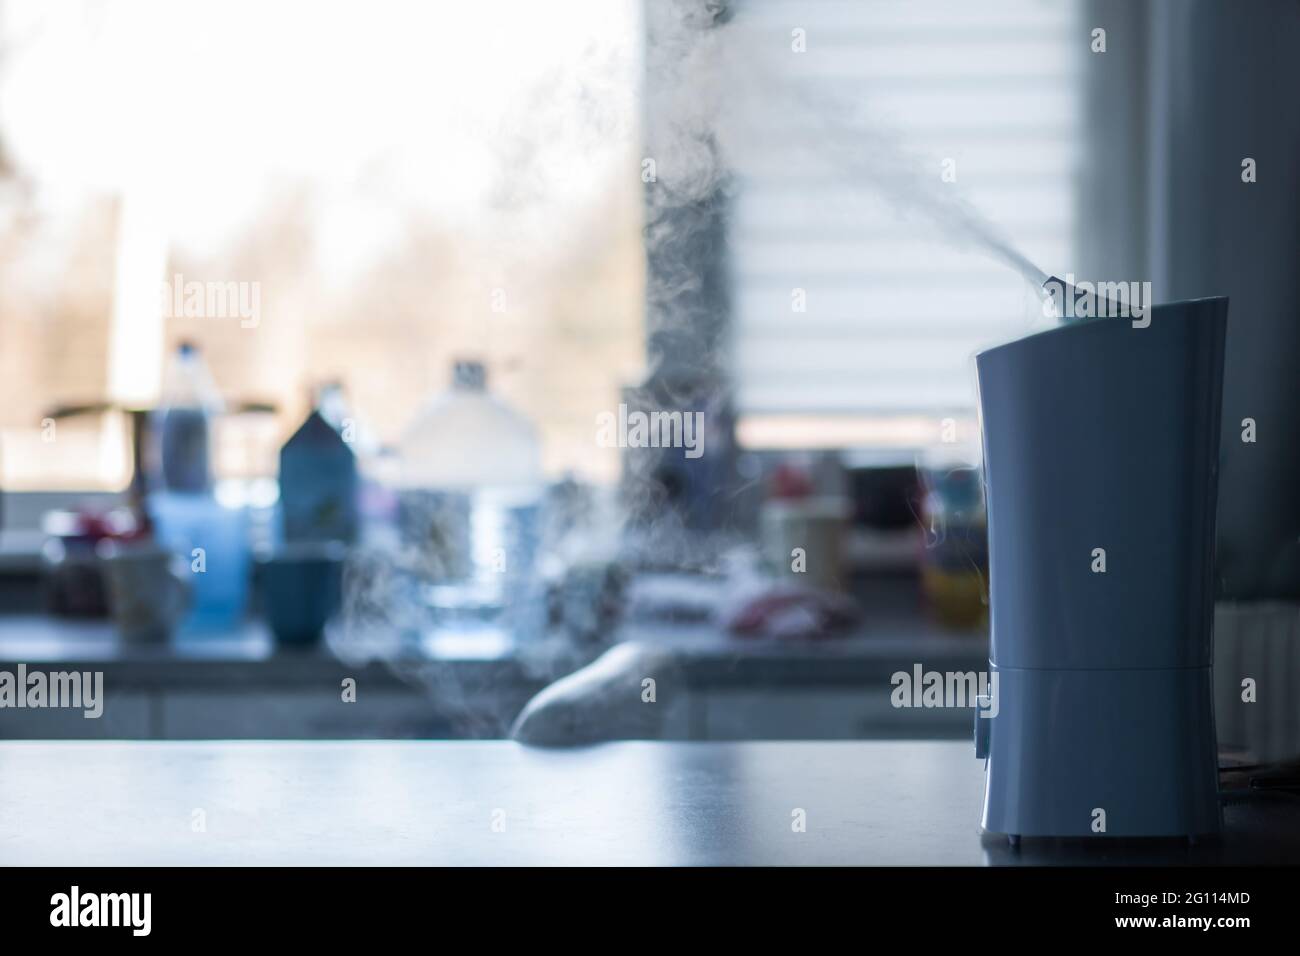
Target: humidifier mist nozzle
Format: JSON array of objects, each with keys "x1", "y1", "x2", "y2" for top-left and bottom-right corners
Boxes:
[
  {"x1": 1039, "y1": 274, "x2": 1134, "y2": 325},
  {"x1": 1040, "y1": 275, "x2": 1076, "y2": 323}
]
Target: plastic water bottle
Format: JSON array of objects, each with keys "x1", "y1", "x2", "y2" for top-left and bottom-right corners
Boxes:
[
  {"x1": 146, "y1": 342, "x2": 250, "y2": 633},
  {"x1": 153, "y1": 342, "x2": 218, "y2": 493},
  {"x1": 398, "y1": 360, "x2": 543, "y2": 641}
]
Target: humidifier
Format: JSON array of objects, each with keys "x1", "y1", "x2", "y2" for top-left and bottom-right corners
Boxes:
[{"x1": 973, "y1": 286, "x2": 1228, "y2": 843}]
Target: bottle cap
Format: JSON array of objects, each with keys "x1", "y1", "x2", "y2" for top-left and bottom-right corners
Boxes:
[{"x1": 452, "y1": 360, "x2": 486, "y2": 391}]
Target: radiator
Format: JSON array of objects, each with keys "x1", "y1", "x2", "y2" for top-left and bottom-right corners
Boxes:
[{"x1": 1214, "y1": 602, "x2": 1300, "y2": 762}]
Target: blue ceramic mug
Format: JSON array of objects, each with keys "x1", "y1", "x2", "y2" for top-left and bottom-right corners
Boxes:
[{"x1": 256, "y1": 542, "x2": 345, "y2": 646}]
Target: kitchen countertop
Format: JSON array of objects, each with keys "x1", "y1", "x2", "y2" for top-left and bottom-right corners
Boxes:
[
  {"x1": 0, "y1": 615, "x2": 989, "y2": 689},
  {"x1": 0, "y1": 615, "x2": 989, "y2": 741},
  {"x1": 0, "y1": 616, "x2": 540, "y2": 685},
  {"x1": 1, "y1": 740, "x2": 1296, "y2": 865},
  {"x1": 0, "y1": 569, "x2": 989, "y2": 697}
]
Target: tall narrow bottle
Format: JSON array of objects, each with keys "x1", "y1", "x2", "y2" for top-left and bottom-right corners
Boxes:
[{"x1": 147, "y1": 342, "x2": 249, "y2": 633}]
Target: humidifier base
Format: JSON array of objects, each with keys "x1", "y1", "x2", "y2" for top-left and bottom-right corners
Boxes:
[{"x1": 979, "y1": 664, "x2": 1222, "y2": 838}]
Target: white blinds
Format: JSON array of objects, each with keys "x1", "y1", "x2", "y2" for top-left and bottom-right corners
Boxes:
[{"x1": 728, "y1": 0, "x2": 1083, "y2": 442}]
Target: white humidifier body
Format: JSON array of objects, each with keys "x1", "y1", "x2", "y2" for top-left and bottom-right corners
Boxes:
[{"x1": 974, "y1": 294, "x2": 1228, "y2": 842}]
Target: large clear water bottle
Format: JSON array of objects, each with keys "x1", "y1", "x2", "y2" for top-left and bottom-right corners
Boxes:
[{"x1": 398, "y1": 360, "x2": 543, "y2": 642}]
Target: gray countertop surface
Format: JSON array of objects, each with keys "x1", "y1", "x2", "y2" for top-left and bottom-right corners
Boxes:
[
  {"x1": 0, "y1": 615, "x2": 989, "y2": 689},
  {"x1": 1, "y1": 740, "x2": 1296, "y2": 865}
]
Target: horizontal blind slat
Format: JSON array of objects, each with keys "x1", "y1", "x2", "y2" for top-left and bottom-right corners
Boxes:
[{"x1": 729, "y1": 0, "x2": 1080, "y2": 429}]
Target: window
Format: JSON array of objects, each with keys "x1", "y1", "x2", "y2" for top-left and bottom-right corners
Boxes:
[
  {"x1": 0, "y1": 0, "x2": 645, "y2": 491},
  {"x1": 725, "y1": 0, "x2": 1082, "y2": 450}
]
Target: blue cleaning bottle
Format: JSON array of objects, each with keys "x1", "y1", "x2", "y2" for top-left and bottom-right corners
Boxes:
[{"x1": 279, "y1": 382, "x2": 360, "y2": 545}]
